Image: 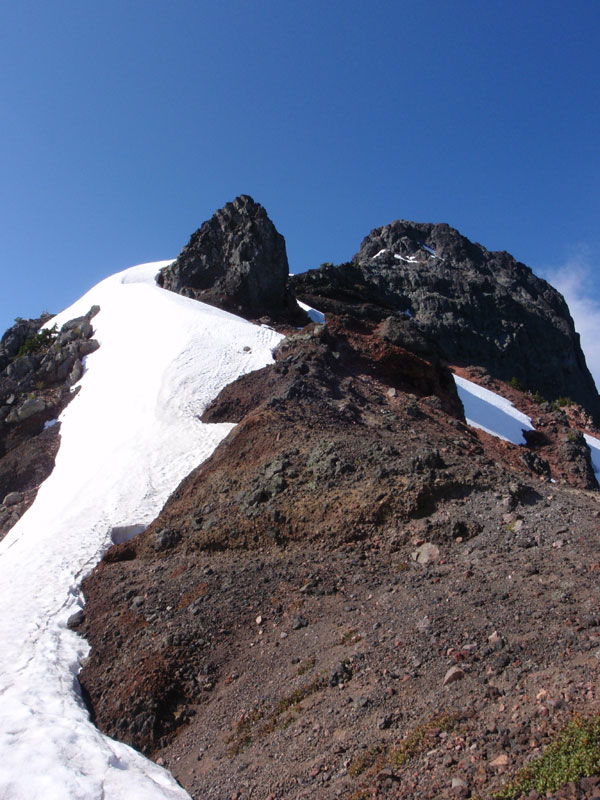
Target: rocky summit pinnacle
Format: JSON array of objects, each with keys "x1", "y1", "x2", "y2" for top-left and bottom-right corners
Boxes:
[
  {"x1": 292, "y1": 219, "x2": 600, "y2": 421},
  {"x1": 158, "y1": 195, "x2": 306, "y2": 325}
]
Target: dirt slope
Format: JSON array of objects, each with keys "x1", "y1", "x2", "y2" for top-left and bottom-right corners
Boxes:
[{"x1": 75, "y1": 317, "x2": 600, "y2": 800}]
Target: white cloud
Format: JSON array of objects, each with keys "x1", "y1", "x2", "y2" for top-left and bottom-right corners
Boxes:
[{"x1": 542, "y1": 247, "x2": 600, "y2": 392}]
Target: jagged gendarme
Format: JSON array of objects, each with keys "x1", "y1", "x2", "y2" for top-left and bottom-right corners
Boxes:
[{"x1": 157, "y1": 195, "x2": 306, "y2": 325}]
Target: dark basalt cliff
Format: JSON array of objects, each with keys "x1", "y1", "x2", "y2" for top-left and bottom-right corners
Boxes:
[
  {"x1": 292, "y1": 220, "x2": 600, "y2": 422},
  {"x1": 158, "y1": 195, "x2": 306, "y2": 326}
]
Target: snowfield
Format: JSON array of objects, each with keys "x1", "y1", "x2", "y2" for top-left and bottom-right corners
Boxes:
[
  {"x1": 0, "y1": 262, "x2": 284, "y2": 799},
  {"x1": 453, "y1": 374, "x2": 534, "y2": 445}
]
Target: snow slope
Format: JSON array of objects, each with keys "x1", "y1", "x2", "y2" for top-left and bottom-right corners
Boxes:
[
  {"x1": 0, "y1": 262, "x2": 284, "y2": 799},
  {"x1": 453, "y1": 374, "x2": 534, "y2": 445}
]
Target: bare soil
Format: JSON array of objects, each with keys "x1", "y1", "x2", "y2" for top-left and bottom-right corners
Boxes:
[{"x1": 75, "y1": 318, "x2": 600, "y2": 800}]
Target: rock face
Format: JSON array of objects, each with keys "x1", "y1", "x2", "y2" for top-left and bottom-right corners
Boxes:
[
  {"x1": 292, "y1": 220, "x2": 600, "y2": 421},
  {"x1": 0, "y1": 306, "x2": 100, "y2": 538},
  {"x1": 158, "y1": 195, "x2": 306, "y2": 325}
]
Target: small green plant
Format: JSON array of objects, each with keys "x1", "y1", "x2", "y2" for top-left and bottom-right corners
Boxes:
[
  {"x1": 509, "y1": 377, "x2": 525, "y2": 391},
  {"x1": 15, "y1": 326, "x2": 57, "y2": 359},
  {"x1": 227, "y1": 672, "x2": 327, "y2": 755},
  {"x1": 554, "y1": 396, "x2": 573, "y2": 409},
  {"x1": 338, "y1": 628, "x2": 362, "y2": 646},
  {"x1": 296, "y1": 656, "x2": 315, "y2": 676},
  {"x1": 346, "y1": 711, "x2": 460, "y2": 780},
  {"x1": 391, "y1": 711, "x2": 459, "y2": 767},
  {"x1": 532, "y1": 390, "x2": 545, "y2": 405},
  {"x1": 347, "y1": 745, "x2": 385, "y2": 777},
  {"x1": 493, "y1": 714, "x2": 600, "y2": 799}
]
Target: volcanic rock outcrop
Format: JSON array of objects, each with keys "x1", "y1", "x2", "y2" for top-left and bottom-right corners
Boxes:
[
  {"x1": 0, "y1": 307, "x2": 99, "y2": 536},
  {"x1": 158, "y1": 195, "x2": 306, "y2": 325},
  {"x1": 292, "y1": 220, "x2": 600, "y2": 421}
]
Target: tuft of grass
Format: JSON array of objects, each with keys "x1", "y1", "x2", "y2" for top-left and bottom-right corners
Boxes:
[
  {"x1": 296, "y1": 656, "x2": 315, "y2": 676},
  {"x1": 227, "y1": 673, "x2": 327, "y2": 755},
  {"x1": 338, "y1": 628, "x2": 362, "y2": 646},
  {"x1": 347, "y1": 745, "x2": 386, "y2": 778},
  {"x1": 493, "y1": 714, "x2": 600, "y2": 799},
  {"x1": 15, "y1": 326, "x2": 57, "y2": 359},
  {"x1": 509, "y1": 377, "x2": 525, "y2": 392},
  {"x1": 226, "y1": 708, "x2": 263, "y2": 757},
  {"x1": 554, "y1": 396, "x2": 573, "y2": 408},
  {"x1": 532, "y1": 390, "x2": 545, "y2": 404},
  {"x1": 346, "y1": 712, "x2": 461, "y2": 780},
  {"x1": 391, "y1": 711, "x2": 459, "y2": 768},
  {"x1": 268, "y1": 673, "x2": 327, "y2": 720}
]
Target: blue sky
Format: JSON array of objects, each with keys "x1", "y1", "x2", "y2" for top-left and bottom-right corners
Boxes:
[{"x1": 1, "y1": 1, "x2": 599, "y2": 380}]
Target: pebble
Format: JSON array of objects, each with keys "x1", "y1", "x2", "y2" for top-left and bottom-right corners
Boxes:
[{"x1": 443, "y1": 666, "x2": 465, "y2": 686}]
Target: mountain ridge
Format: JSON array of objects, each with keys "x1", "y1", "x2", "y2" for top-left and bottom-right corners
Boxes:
[{"x1": 2, "y1": 199, "x2": 600, "y2": 800}]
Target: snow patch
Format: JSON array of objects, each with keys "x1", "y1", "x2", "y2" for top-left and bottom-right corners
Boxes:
[
  {"x1": 453, "y1": 375, "x2": 534, "y2": 445},
  {"x1": 584, "y1": 433, "x2": 600, "y2": 482},
  {"x1": 418, "y1": 242, "x2": 437, "y2": 257},
  {"x1": 0, "y1": 261, "x2": 284, "y2": 799},
  {"x1": 371, "y1": 248, "x2": 388, "y2": 259},
  {"x1": 110, "y1": 524, "x2": 147, "y2": 545},
  {"x1": 394, "y1": 254, "x2": 419, "y2": 263},
  {"x1": 44, "y1": 419, "x2": 58, "y2": 430},
  {"x1": 297, "y1": 301, "x2": 325, "y2": 325}
]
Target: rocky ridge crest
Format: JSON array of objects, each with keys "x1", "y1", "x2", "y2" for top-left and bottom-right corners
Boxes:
[
  {"x1": 5, "y1": 199, "x2": 600, "y2": 800},
  {"x1": 0, "y1": 307, "x2": 100, "y2": 536},
  {"x1": 292, "y1": 220, "x2": 600, "y2": 421}
]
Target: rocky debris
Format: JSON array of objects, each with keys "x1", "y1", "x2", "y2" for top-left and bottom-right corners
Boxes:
[
  {"x1": 77, "y1": 473, "x2": 600, "y2": 800},
  {"x1": 125, "y1": 318, "x2": 473, "y2": 555},
  {"x1": 22, "y1": 204, "x2": 595, "y2": 799},
  {"x1": 76, "y1": 304, "x2": 600, "y2": 800},
  {"x1": 0, "y1": 306, "x2": 100, "y2": 538},
  {"x1": 158, "y1": 195, "x2": 306, "y2": 325},
  {"x1": 292, "y1": 220, "x2": 600, "y2": 422},
  {"x1": 454, "y1": 365, "x2": 599, "y2": 492}
]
